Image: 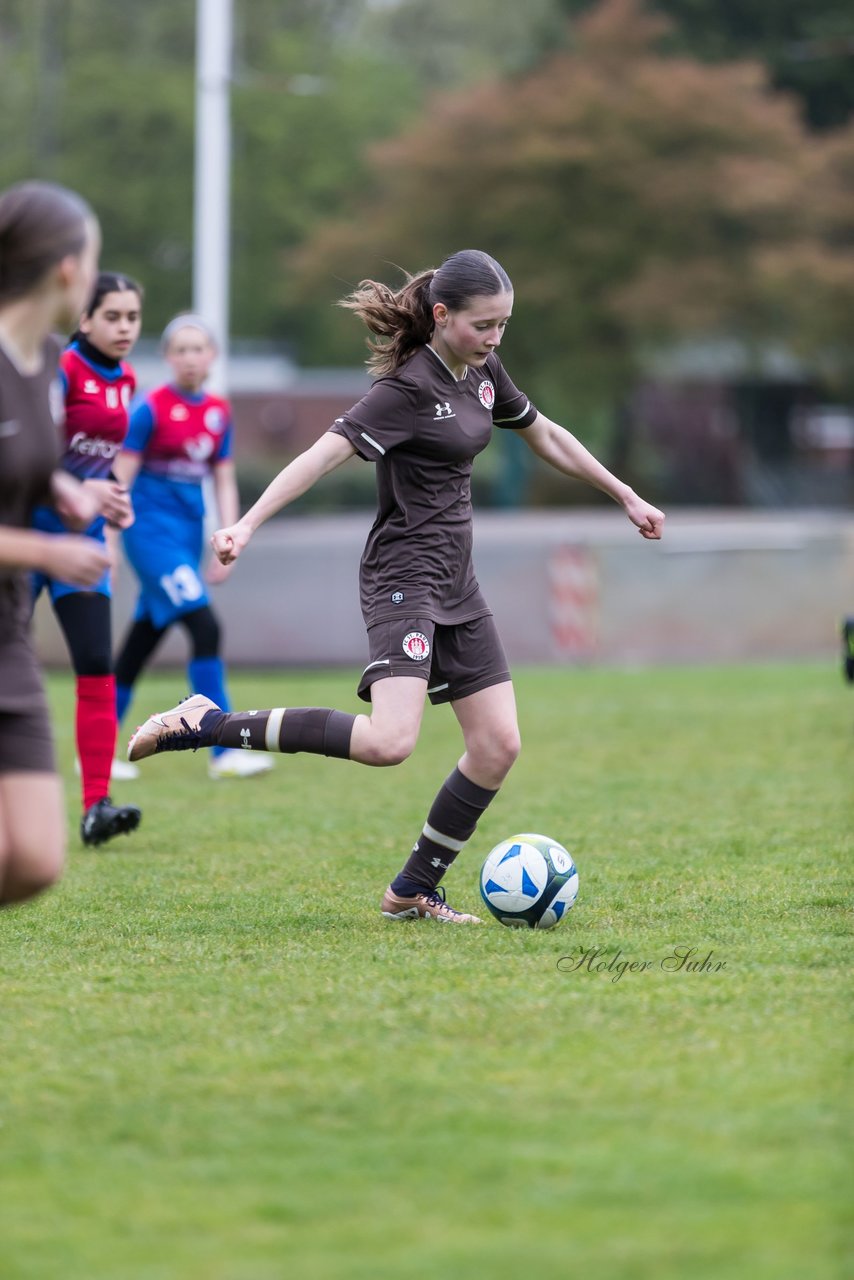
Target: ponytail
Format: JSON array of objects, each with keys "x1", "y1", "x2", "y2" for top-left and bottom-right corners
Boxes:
[
  {"x1": 339, "y1": 250, "x2": 513, "y2": 377},
  {"x1": 339, "y1": 269, "x2": 435, "y2": 377}
]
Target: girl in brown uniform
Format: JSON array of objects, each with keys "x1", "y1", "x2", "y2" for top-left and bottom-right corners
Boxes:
[
  {"x1": 129, "y1": 250, "x2": 665, "y2": 923},
  {"x1": 0, "y1": 181, "x2": 123, "y2": 905}
]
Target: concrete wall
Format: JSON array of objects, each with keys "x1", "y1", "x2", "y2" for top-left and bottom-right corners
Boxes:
[{"x1": 33, "y1": 509, "x2": 854, "y2": 670}]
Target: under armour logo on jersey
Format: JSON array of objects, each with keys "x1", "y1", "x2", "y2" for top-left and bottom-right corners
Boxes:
[
  {"x1": 434, "y1": 401, "x2": 455, "y2": 419},
  {"x1": 239, "y1": 728, "x2": 252, "y2": 750}
]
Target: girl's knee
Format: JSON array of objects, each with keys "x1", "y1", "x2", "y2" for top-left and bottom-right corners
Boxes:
[
  {"x1": 0, "y1": 845, "x2": 64, "y2": 905},
  {"x1": 504, "y1": 726, "x2": 522, "y2": 766},
  {"x1": 368, "y1": 723, "x2": 419, "y2": 767},
  {"x1": 470, "y1": 727, "x2": 521, "y2": 780}
]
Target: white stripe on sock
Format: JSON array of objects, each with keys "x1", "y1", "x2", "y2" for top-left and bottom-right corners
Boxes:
[
  {"x1": 265, "y1": 707, "x2": 286, "y2": 752},
  {"x1": 423, "y1": 821, "x2": 465, "y2": 853}
]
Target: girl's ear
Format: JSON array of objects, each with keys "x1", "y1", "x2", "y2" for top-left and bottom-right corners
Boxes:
[
  {"x1": 55, "y1": 253, "x2": 81, "y2": 295},
  {"x1": 432, "y1": 302, "x2": 448, "y2": 327}
]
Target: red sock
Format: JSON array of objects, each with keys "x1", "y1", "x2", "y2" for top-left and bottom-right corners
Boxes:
[{"x1": 76, "y1": 675, "x2": 117, "y2": 811}]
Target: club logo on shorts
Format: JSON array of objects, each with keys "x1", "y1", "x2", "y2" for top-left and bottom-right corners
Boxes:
[
  {"x1": 391, "y1": 590, "x2": 404, "y2": 604},
  {"x1": 478, "y1": 380, "x2": 495, "y2": 410},
  {"x1": 402, "y1": 632, "x2": 430, "y2": 661}
]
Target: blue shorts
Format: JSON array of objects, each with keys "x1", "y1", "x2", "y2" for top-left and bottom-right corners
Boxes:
[
  {"x1": 123, "y1": 513, "x2": 209, "y2": 630},
  {"x1": 31, "y1": 507, "x2": 111, "y2": 602}
]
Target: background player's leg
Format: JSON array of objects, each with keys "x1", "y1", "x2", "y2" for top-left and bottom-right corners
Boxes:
[
  {"x1": 54, "y1": 592, "x2": 141, "y2": 845},
  {"x1": 181, "y1": 605, "x2": 226, "y2": 732},
  {"x1": 387, "y1": 682, "x2": 520, "y2": 898},
  {"x1": 843, "y1": 615, "x2": 854, "y2": 683},
  {"x1": 0, "y1": 772, "x2": 66, "y2": 906},
  {"x1": 54, "y1": 592, "x2": 116, "y2": 810},
  {"x1": 115, "y1": 613, "x2": 168, "y2": 725},
  {"x1": 180, "y1": 604, "x2": 274, "y2": 778}
]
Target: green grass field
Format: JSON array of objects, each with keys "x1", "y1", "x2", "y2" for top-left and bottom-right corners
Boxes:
[{"x1": 1, "y1": 663, "x2": 850, "y2": 1280}]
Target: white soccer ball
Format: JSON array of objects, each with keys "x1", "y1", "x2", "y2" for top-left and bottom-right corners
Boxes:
[{"x1": 480, "y1": 833, "x2": 579, "y2": 929}]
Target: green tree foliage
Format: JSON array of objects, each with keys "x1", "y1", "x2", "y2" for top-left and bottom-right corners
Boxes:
[
  {"x1": 0, "y1": 1, "x2": 196, "y2": 324},
  {"x1": 292, "y1": 0, "x2": 854, "y2": 432},
  {"x1": 352, "y1": 0, "x2": 567, "y2": 86},
  {"x1": 230, "y1": 22, "x2": 420, "y2": 339},
  {"x1": 558, "y1": 0, "x2": 854, "y2": 129},
  {"x1": 0, "y1": 0, "x2": 423, "y2": 333},
  {"x1": 2, "y1": 0, "x2": 851, "y2": 373}
]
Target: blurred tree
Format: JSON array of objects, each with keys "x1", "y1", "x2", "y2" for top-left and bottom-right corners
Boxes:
[
  {"x1": 0, "y1": 1, "x2": 196, "y2": 324},
  {"x1": 230, "y1": 24, "x2": 420, "y2": 339},
  {"x1": 291, "y1": 0, "x2": 854, "y2": 442},
  {"x1": 557, "y1": 0, "x2": 854, "y2": 129},
  {"x1": 0, "y1": 0, "x2": 424, "y2": 333},
  {"x1": 752, "y1": 126, "x2": 854, "y2": 394},
  {"x1": 352, "y1": 0, "x2": 568, "y2": 86},
  {"x1": 2, "y1": 0, "x2": 851, "y2": 357}
]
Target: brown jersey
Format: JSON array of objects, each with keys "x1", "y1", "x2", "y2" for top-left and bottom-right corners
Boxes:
[
  {"x1": 329, "y1": 346, "x2": 537, "y2": 626},
  {"x1": 0, "y1": 337, "x2": 61, "y2": 710}
]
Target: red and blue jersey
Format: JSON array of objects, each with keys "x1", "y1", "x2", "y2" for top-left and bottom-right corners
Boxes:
[
  {"x1": 125, "y1": 384, "x2": 233, "y2": 484},
  {"x1": 59, "y1": 341, "x2": 136, "y2": 480}
]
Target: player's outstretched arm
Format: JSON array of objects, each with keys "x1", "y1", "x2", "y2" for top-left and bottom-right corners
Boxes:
[
  {"x1": 516, "y1": 413, "x2": 665, "y2": 540},
  {"x1": 212, "y1": 431, "x2": 357, "y2": 565}
]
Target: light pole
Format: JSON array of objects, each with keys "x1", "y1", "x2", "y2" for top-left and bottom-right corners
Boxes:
[{"x1": 193, "y1": 0, "x2": 232, "y2": 392}]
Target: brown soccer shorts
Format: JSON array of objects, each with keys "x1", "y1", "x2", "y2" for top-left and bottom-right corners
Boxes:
[{"x1": 357, "y1": 613, "x2": 511, "y2": 705}]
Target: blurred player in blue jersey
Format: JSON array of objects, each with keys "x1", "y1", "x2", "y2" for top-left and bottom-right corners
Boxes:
[
  {"x1": 113, "y1": 315, "x2": 273, "y2": 780},
  {"x1": 32, "y1": 271, "x2": 143, "y2": 846}
]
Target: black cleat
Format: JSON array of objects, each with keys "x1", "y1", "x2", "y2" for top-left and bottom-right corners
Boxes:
[
  {"x1": 81, "y1": 797, "x2": 142, "y2": 847},
  {"x1": 843, "y1": 618, "x2": 854, "y2": 684}
]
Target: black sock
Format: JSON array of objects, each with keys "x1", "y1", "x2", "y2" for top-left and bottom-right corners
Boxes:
[
  {"x1": 199, "y1": 707, "x2": 354, "y2": 759},
  {"x1": 390, "y1": 766, "x2": 498, "y2": 896}
]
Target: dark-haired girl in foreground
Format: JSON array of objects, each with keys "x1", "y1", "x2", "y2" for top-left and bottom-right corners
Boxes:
[
  {"x1": 0, "y1": 181, "x2": 116, "y2": 904},
  {"x1": 129, "y1": 249, "x2": 664, "y2": 922}
]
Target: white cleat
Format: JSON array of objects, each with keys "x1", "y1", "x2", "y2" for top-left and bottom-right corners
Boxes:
[
  {"x1": 208, "y1": 749, "x2": 274, "y2": 780},
  {"x1": 127, "y1": 694, "x2": 220, "y2": 762},
  {"x1": 110, "y1": 757, "x2": 141, "y2": 781},
  {"x1": 380, "y1": 885, "x2": 483, "y2": 924}
]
